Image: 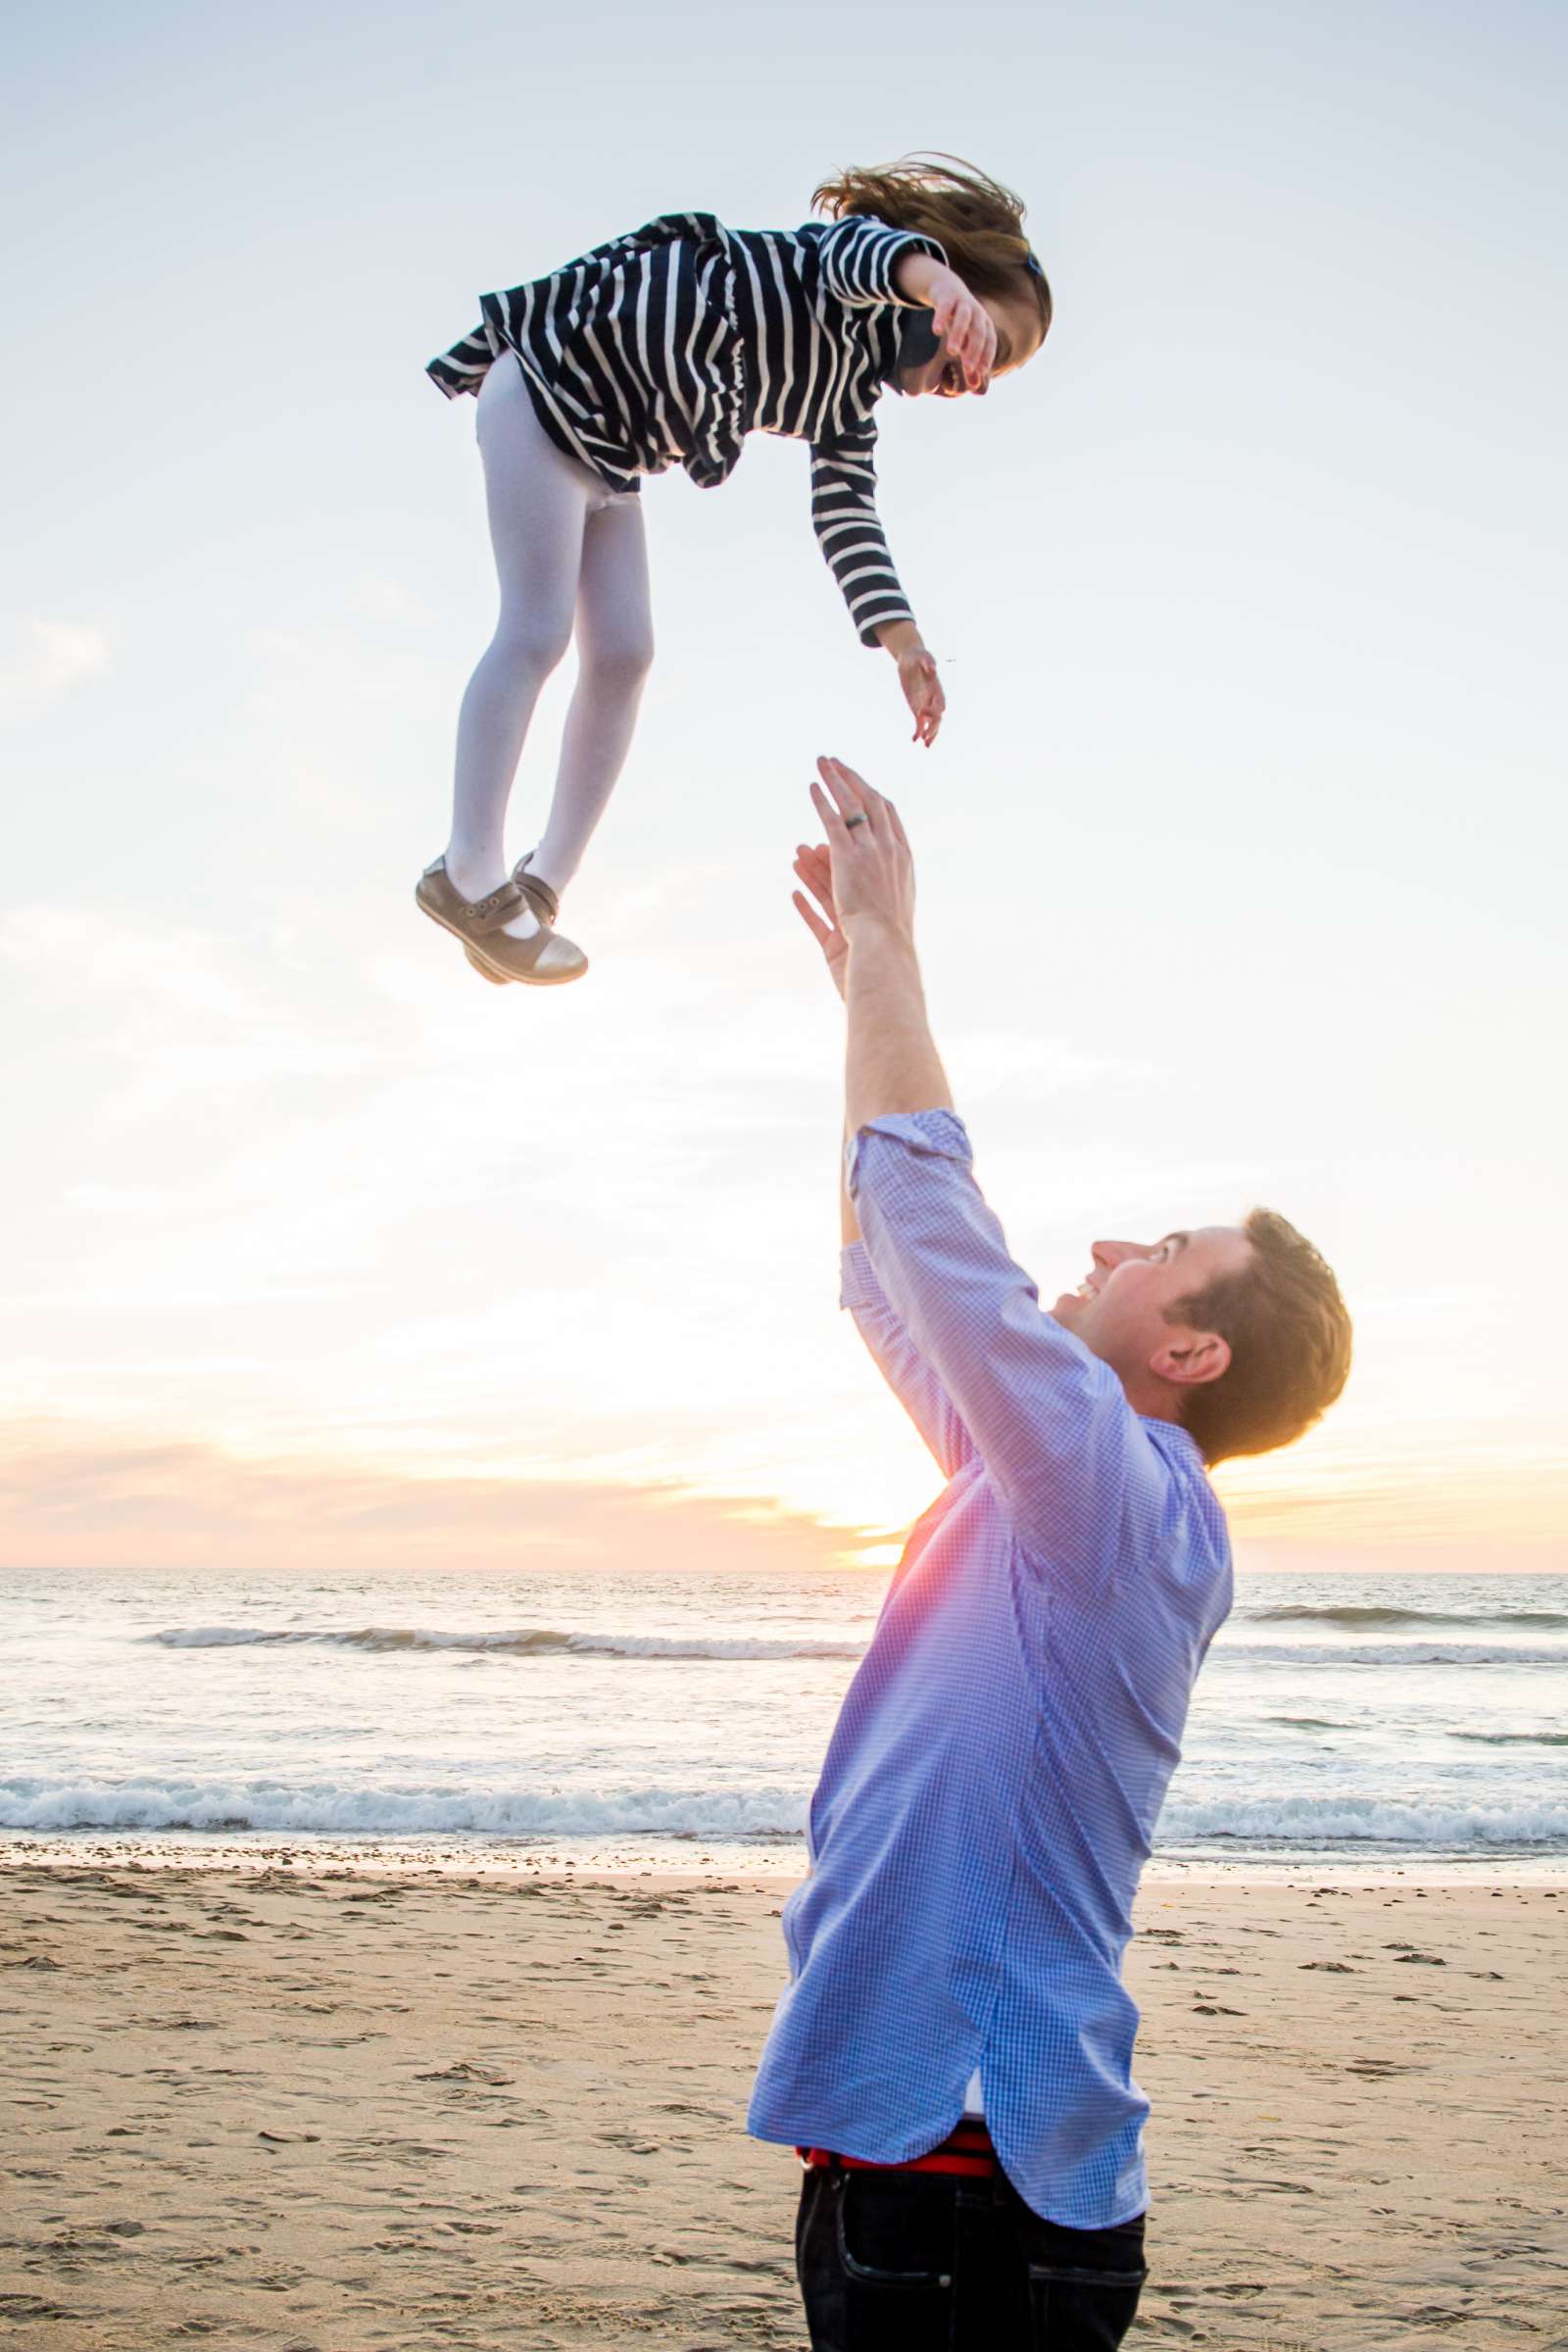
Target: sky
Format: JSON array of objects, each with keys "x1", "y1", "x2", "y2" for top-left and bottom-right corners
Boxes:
[{"x1": 3, "y1": 0, "x2": 1565, "y2": 1576}]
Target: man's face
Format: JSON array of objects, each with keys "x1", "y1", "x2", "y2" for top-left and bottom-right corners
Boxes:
[{"x1": 1051, "y1": 1227, "x2": 1254, "y2": 1393}]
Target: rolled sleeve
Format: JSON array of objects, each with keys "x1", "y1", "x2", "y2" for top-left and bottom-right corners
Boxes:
[
  {"x1": 846, "y1": 1108, "x2": 973, "y2": 1193},
  {"x1": 839, "y1": 1240, "x2": 887, "y2": 1314},
  {"x1": 848, "y1": 1112, "x2": 1172, "y2": 1580}
]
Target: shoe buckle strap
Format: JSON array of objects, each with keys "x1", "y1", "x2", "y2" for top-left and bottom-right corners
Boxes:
[
  {"x1": 471, "y1": 881, "x2": 525, "y2": 932},
  {"x1": 514, "y1": 864, "x2": 560, "y2": 926}
]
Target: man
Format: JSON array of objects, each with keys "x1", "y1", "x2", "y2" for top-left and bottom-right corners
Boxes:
[{"x1": 749, "y1": 759, "x2": 1352, "y2": 2351}]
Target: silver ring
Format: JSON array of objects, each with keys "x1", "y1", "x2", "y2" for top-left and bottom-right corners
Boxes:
[{"x1": 843, "y1": 813, "x2": 868, "y2": 830}]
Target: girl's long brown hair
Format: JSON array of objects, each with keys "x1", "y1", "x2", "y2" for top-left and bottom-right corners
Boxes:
[{"x1": 811, "y1": 153, "x2": 1053, "y2": 336}]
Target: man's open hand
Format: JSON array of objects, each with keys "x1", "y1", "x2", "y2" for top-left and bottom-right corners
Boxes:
[
  {"x1": 792, "y1": 840, "x2": 848, "y2": 1000},
  {"x1": 807, "y1": 758, "x2": 916, "y2": 943}
]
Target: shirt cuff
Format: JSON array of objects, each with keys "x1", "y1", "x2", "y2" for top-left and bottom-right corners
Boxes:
[
  {"x1": 878, "y1": 228, "x2": 949, "y2": 306},
  {"x1": 845, "y1": 1109, "x2": 972, "y2": 1198},
  {"x1": 839, "y1": 1241, "x2": 885, "y2": 1313},
  {"x1": 855, "y1": 597, "x2": 914, "y2": 649}
]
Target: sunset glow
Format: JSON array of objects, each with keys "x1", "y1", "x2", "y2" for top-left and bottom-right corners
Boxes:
[{"x1": 4, "y1": 4, "x2": 1564, "y2": 1582}]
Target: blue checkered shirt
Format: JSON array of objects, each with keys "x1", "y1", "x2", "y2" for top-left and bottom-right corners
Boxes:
[{"x1": 747, "y1": 1110, "x2": 1234, "y2": 2227}]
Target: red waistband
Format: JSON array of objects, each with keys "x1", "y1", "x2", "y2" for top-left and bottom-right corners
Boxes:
[{"x1": 799, "y1": 2120, "x2": 998, "y2": 2178}]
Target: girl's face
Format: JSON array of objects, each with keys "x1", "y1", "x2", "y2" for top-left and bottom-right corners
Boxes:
[{"x1": 897, "y1": 287, "x2": 1049, "y2": 400}]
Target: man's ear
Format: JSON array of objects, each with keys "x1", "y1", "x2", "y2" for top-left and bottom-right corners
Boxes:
[{"x1": 1149, "y1": 1329, "x2": 1232, "y2": 1390}]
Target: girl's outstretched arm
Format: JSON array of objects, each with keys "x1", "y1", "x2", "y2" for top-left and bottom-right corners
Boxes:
[{"x1": 808, "y1": 433, "x2": 945, "y2": 746}]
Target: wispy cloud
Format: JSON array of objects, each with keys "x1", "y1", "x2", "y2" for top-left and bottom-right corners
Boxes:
[
  {"x1": 0, "y1": 1417, "x2": 874, "y2": 1574},
  {"x1": 1215, "y1": 1415, "x2": 1568, "y2": 1549},
  {"x1": 0, "y1": 618, "x2": 107, "y2": 723},
  {"x1": 4, "y1": 885, "x2": 1562, "y2": 1563}
]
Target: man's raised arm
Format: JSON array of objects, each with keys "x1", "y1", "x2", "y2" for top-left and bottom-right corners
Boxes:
[
  {"x1": 807, "y1": 758, "x2": 1170, "y2": 1571},
  {"x1": 792, "y1": 832, "x2": 976, "y2": 1479}
]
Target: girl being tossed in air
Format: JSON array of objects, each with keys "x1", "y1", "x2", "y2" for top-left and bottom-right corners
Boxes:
[{"x1": 418, "y1": 155, "x2": 1053, "y2": 985}]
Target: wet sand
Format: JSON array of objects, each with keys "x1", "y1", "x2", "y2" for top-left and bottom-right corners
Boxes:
[{"x1": 0, "y1": 1864, "x2": 1563, "y2": 2349}]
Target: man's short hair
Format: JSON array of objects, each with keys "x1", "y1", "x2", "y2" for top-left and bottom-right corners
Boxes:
[{"x1": 1171, "y1": 1209, "x2": 1351, "y2": 1465}]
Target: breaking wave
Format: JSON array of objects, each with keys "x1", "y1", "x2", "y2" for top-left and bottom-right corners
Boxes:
[
  {"x1": 5, "y1": 1777, "x2": 1564, "y2": 1850},
  {"x1": 1215, "y1": 1642, "x2": 1568, "y2": 1669},
  {"x1": 1242, "y1": 1604, "x2": 1568, "y2": 1631},
  {"x1": 1447, "y1": 1730, "x2": 1568, "y2": 1748},
  {"x1": 143, "y1": 1626, "x2": 1568, "y2": 1672},
  {"x1": 0, "y1": 1775, "x2": 809, "y2": 1839},
  {"x1": 145, "y1": 1625, "x2": 865, "y2": 1663},
  {"x1": 1159, "y1": 1791, "x2": 1568, "y2": 1848}
]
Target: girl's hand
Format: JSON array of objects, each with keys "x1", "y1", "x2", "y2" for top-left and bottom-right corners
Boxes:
[
  {"x1": 898, "y1": 641, "x2": 946, "y2": 748},
  {"x1": 791, "y1": 841, "x2": 848, "y2": 1000},
  {"x1": 927, "y1": 267, "x2": 997, "y2": 390}
]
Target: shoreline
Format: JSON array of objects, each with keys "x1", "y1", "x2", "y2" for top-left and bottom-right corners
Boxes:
[
  {"x1": 4, "y1": 1830, "x2": 1567, "y2": 1886},
  {"x1": 2, "y1": 1862, "x2": 1563, "y2": 2348}
]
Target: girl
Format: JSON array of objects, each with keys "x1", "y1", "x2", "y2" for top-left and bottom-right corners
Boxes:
[{"x1": 418, "y1": 155, "x2": 1053, "y2": 985}]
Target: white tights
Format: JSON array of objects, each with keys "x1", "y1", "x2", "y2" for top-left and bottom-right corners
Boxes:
[{"x1": 444, "y1": 356, "x2": 654, "y2": 932}]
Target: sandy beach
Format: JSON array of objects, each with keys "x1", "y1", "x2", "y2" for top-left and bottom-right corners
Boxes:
[{"x1": 0, "y1": 1863, "x2": 1563, "y2": 2350}]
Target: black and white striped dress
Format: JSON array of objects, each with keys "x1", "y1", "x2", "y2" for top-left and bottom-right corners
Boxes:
[{"x1": 427, "y1": 212, "x2": 946, "y2": 647}]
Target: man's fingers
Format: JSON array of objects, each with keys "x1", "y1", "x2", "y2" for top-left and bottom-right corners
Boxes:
[
  {"x1": 793, "y1": 857, "x2": 837, "y2": 923},
  {"x1": 847, "y1": 766, "x2": 902, "y2": 836},
  {"x1": 822, "y1": 757, "x2": 877, "y2": 813},
  {"x1": 792, "y1": 889, "x2": 833, "y2": 950},
  {"x1": 815, "y1": 758, "x2": 906, "y2": 842},
  {"x1": 809, "y1": 779, "x2": 850, "y2": 837},
  {"x1": 815, "y1": 757, "x2": 869, "y2": 823},
  {"x1": 801, "y1": 856, "x2": 837, "y2": 910}
]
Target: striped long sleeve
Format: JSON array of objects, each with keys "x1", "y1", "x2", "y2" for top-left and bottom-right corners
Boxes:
[
  {"x1": 809, "y1": 420, "x2": 911, "y2": 645},
  {"x1": 815, "y1": 216, "x2": 944, "y2": 310}
]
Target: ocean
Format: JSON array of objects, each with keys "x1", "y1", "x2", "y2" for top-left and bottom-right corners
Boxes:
[{"x1": 4, "y1": 1563, "x2": 1565, "y2": 1877}]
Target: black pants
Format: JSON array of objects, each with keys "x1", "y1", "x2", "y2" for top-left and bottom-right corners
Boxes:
[{"x1": 796, "y1": 2165, "x2": 1147, "y2": 2352}]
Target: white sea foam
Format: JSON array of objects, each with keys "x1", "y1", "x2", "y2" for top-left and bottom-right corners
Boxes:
[
  {"x1": 5, "y1": 1775, "x2": 1565, "y2": 1850},
  {"x1": 0, "y1": 1776, "x2": 810, "y2": 1838},
  {"x1": 1160, "y1": 1792, "x2": 1568, "y2": 1847},
  {"x1": 9, "y1": 1565, "x2": 1566, "y2": 1872}
]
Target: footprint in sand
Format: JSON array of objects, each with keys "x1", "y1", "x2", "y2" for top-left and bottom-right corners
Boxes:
[{"x1": 415, "y1": 2061, "x2": 514, "y2": 2085}]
